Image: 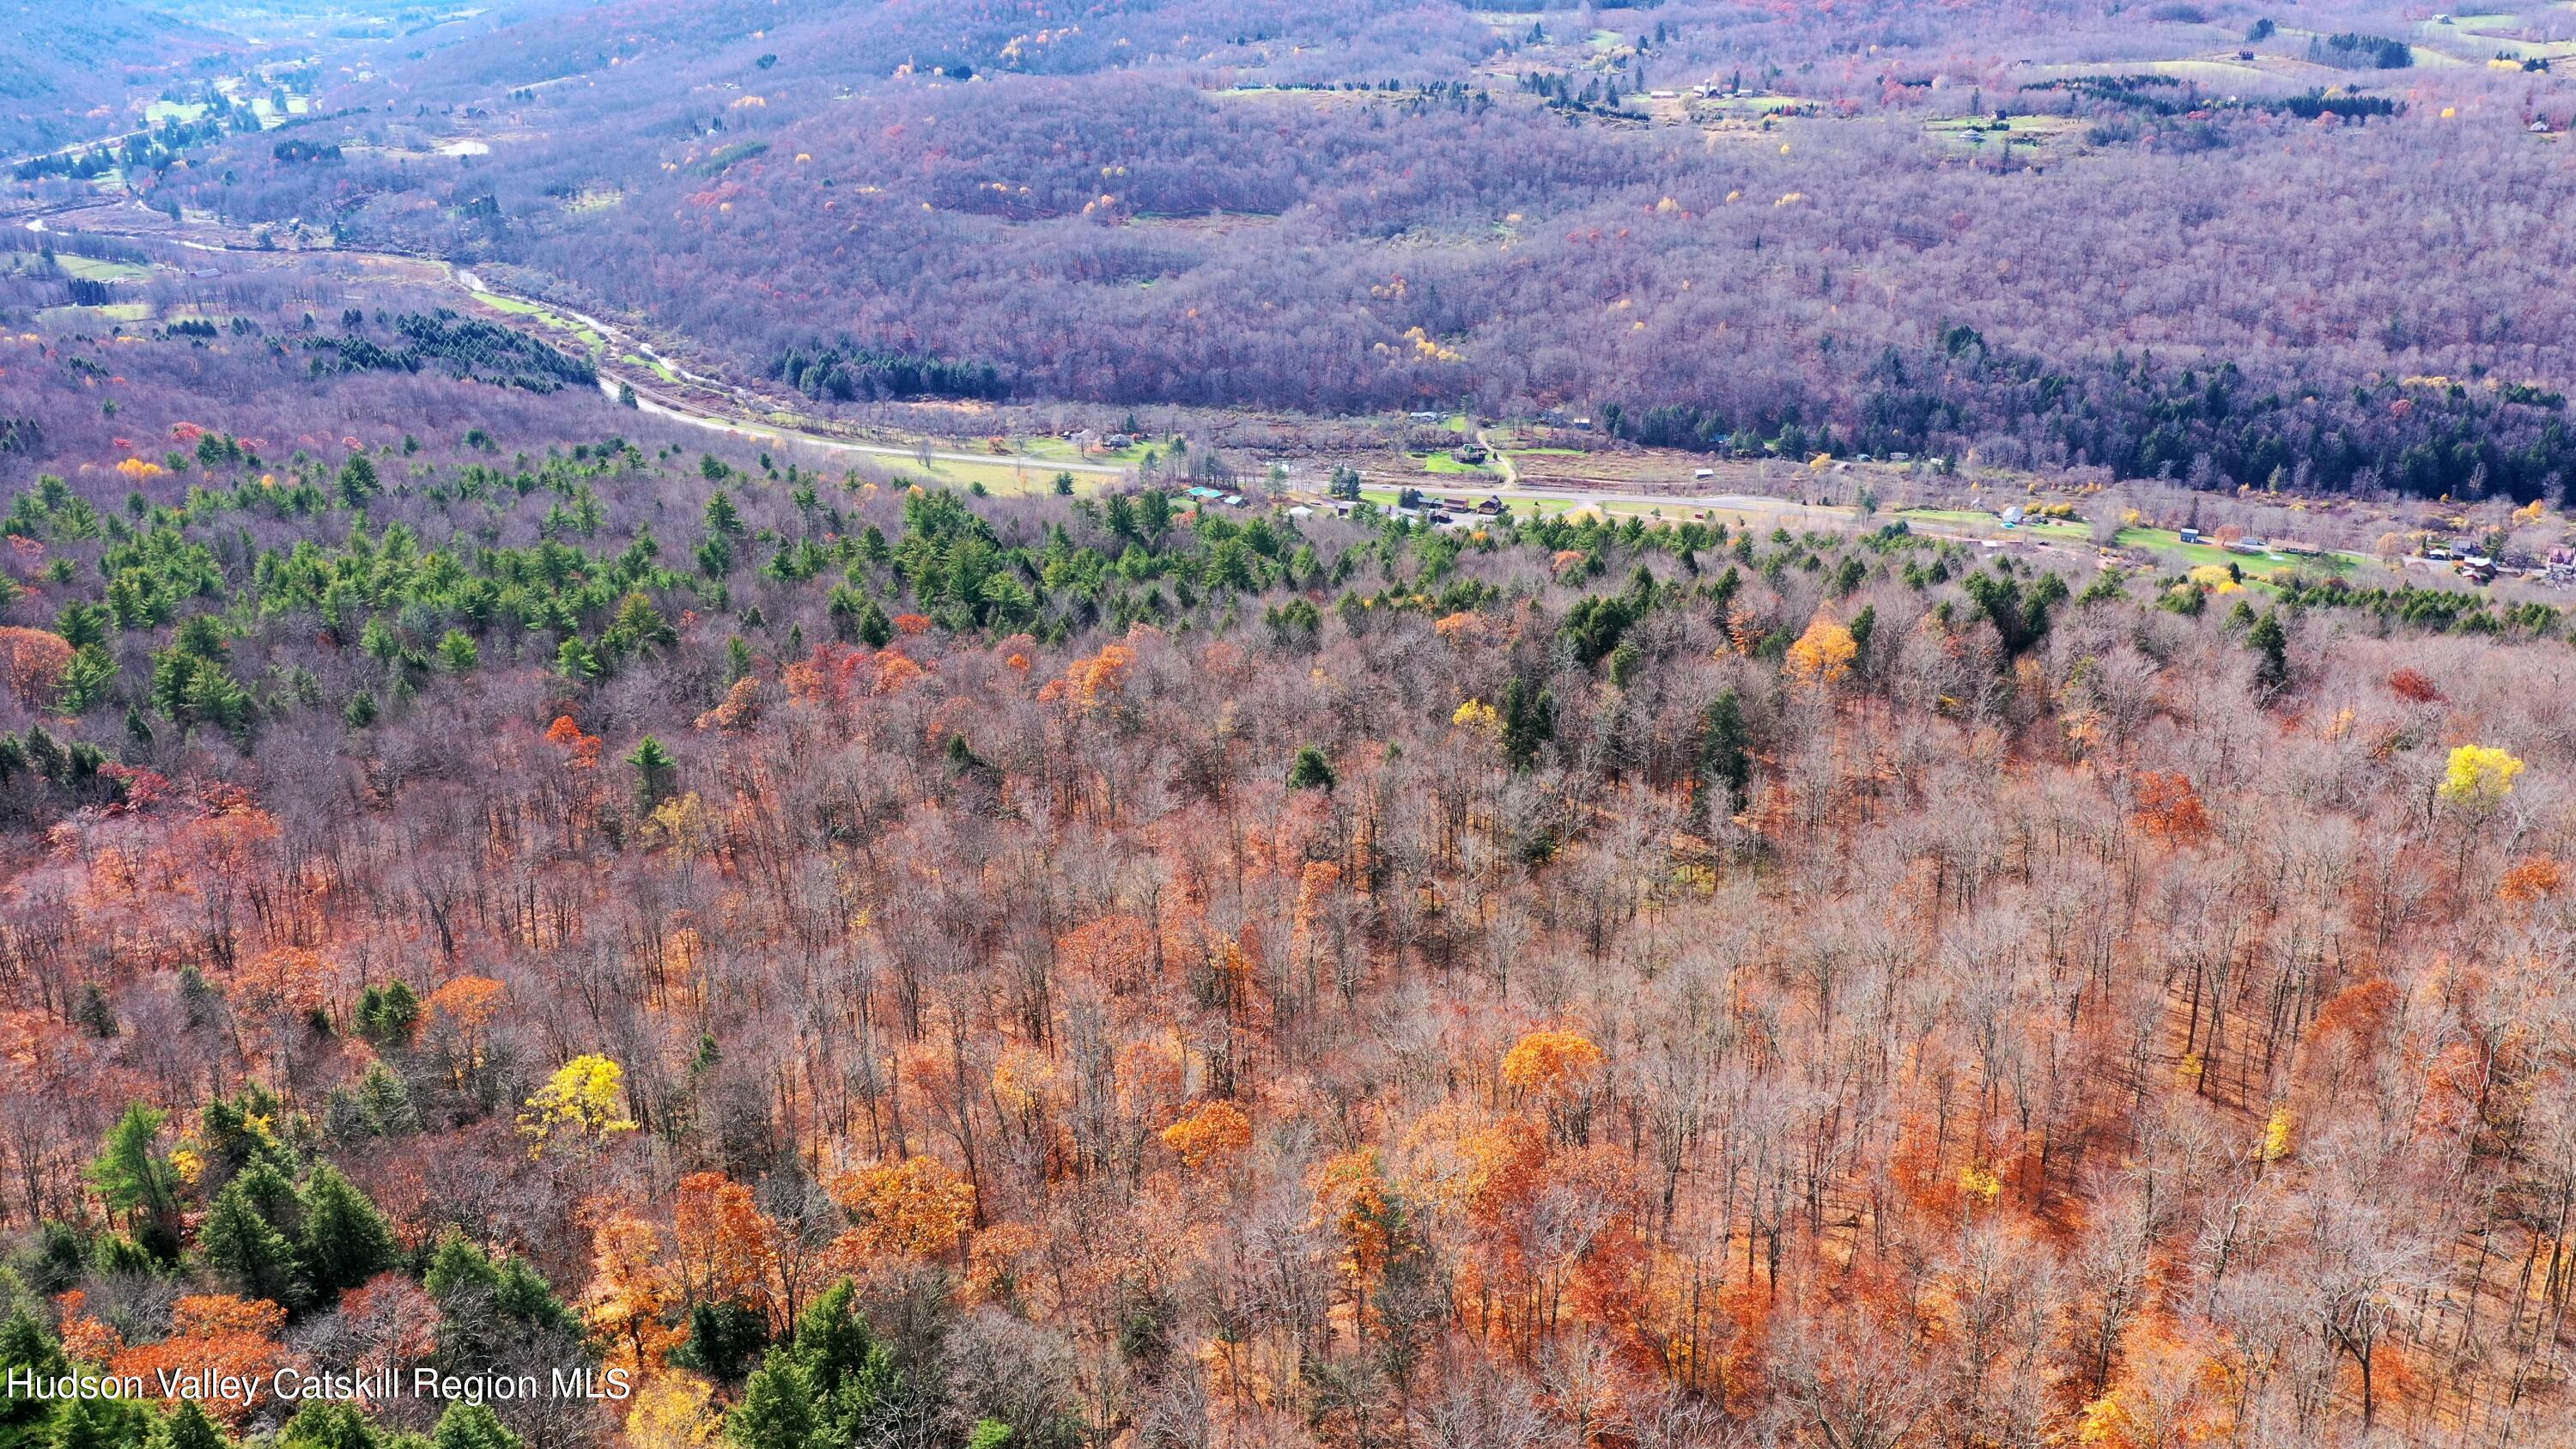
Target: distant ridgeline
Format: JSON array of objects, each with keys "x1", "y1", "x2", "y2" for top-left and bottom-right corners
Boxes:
[
  {"x1": 304, "y1": 309, "x2": 597, "y2": 393},
  {"x1": 769, "y1": 340, "x2": 1007, "y2": 403}
]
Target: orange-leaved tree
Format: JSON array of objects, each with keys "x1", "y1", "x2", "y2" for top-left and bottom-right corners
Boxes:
[
  {"x1": 1161, "y1": 1099, "x2": 1252, "y2": 1172},
  {"x1": 829, "y1": 1156, "x2": 975, "y2": 1261},
  {"x1": 111, "y1": 1295, "x2": 293, "y2": 1425}
]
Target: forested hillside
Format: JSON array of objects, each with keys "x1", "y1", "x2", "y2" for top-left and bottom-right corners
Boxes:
[
  {"x1": 0, "y1": 1, "x2": 230, "y2": 158},
  {"x1": 0, "y1": 253, "x2": 2561, "y2": 1449},
  {"x1": 5, "y1": 0, "x2": 2576, "y2": 1446}
]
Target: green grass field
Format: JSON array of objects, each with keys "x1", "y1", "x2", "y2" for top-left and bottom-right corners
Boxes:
[
  {"x1": 1693, "y1": 94, "x2": 1812, "y2": 118},
  {"x1": 892, "y1": 456, "x2": 1097, "y2": 496},
  {"x1": 8, "y1": 251, "x2": 150, "y2": 283},
  {"x1": 1899, "y1": 508, "x2": 2363, "y2": 576},
  {"x1": 2120, "y1": 529, "x2": 2357, "y2": 577},
  {"x1": 473, "y1": 290, "x2": 605, "y2": 354},
  {"x1": 1416, "y1": 453, "x2": 1494, "y2": 476}
]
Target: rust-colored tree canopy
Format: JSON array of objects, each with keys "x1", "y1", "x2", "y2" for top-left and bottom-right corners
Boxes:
[
  {"x1": 6, "y1": 8, "x2": 2576, "y2": 1440},
  {"x1": 1, "y1": 447, "x2": 2560, "y2": 1449}
]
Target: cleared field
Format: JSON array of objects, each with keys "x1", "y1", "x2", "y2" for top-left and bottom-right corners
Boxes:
[
  {"x1": 2424, "y1": 13, "x2": 2576, "y2": 58},
  {"x1": 473, "y1": 290, "x2": 605, "y2": 353},
  {"x1": 5, "y1": 251, "x2": 151, "y2": 283},
  {"x1": 2121, "y1": 528, "x2": 2359, "y2": 575},
  {"x1": 2137, "y1": 58, "x2": 2268, "y2": 82},
  {"x1": 1349, "y1": 487, "x2": 1662, "y2": 523},
  {"x1": 1924, "y1": 113, "x2": 2086, "y2": 155},
  {"x1": 885, "y1": 455, "x2": 1099, "y2": 495},
  {"x1": 2017, "y1": 59, "x2": 2251, "y2": 85},
  {"x1": 39, "y1": 301, "x2": 151, "y2": 325},
  {"x1": 1504, "y1": 449, "x2": 1862, "y2": 498},
  {"x1": 1017, "y1": 436, "x2": 1156, "y2": 466},
  {"x1": 1901, "y1": 509, "x2": 2366, "y2": 575},
  {"x1": 1686, "y1": 94, "x2": 1815, "y2": 123},
  {"x1": 1415, "y1": 453, "x2": 1496, "y2": 476}
]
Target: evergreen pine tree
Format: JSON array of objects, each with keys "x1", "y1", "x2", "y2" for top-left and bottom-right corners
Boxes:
[
  {"x1": 0, "y1": 1309, "x2": 69, "y2": 1429},
  {"x1": 2250, "y1": 609, "x2": 2289, "y2": 690},
  {"x1": 336, "y1": 454, "x2": 380, "y2": 508},
  {"x1": 627, "y1": 736, "x2": 677, "y2": 810},
  {"x1": 793, "y1": 1281, "x2": 900, "y2": 1445},
  {"x1": 281, "y1": 1402, "x2": 374, "y2": 1449},
  {"x1": 150, "y1": 1401, "x2": 235, "y2": 1449},
  {"x1": 1285, "y1": 746, "x2": 1335, "y2": 793},
  {"x1": 50, "y1": 1391, "x2": 143, "y2": 1449},
  {"x1": 73, "y1": 984, "x2": 117, "y2": 1039},
  {"x1": 356, "y1": 1064, "x2": 420, "y2": 1136},
  {"x1": 727, "y1": 1356, "x2": 814, "y2": 1449},
  {"x1": 198, "y1": 1166, "x2": 307, "y2": 1306},
  {"x1": 1698, "y1": 689, "x2": 1753, "y2": 818},
  {"x1": 355, "y1": 983, "x2": 420, "y2": 1047},
  {"x1": 87, "y1": 1105, "x2": 180, "y2": 1261},
  {"x1": 855, "y1": 600, "x2": 892, "y2": 648},
  {"x1": 301, "y1": 1164, "x2": 398, "y2": 1297},
  {"x1": 429, "y1": 1406, "x2": 519, "y2": 1449}
]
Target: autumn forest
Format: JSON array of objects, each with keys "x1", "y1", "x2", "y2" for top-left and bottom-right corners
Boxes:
[{"x1": 4, "y1": 0, "x2": 2576, "y2": 1447}]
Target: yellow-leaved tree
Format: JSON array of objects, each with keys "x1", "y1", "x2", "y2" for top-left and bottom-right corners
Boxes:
[
  {"x1": 1783, "y1": 612, "x2": 1857, "y2": 689},
  {"x1": 624, "y1": 1370, "x2": 720, "y2": 1449},
  {"x1": 1500, "y1": 1028, "x2": 1604, "y2": 1096},
  {"x1": 519, "y1": 1054, "x2": 638, "y2": 1157},
  {"x1": 2438, "y1": 745, "x2": 2524, "y2": 814},
  {"x1": 2262, "y1": 1108, "x2": 2294, "y2": 1163}
]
